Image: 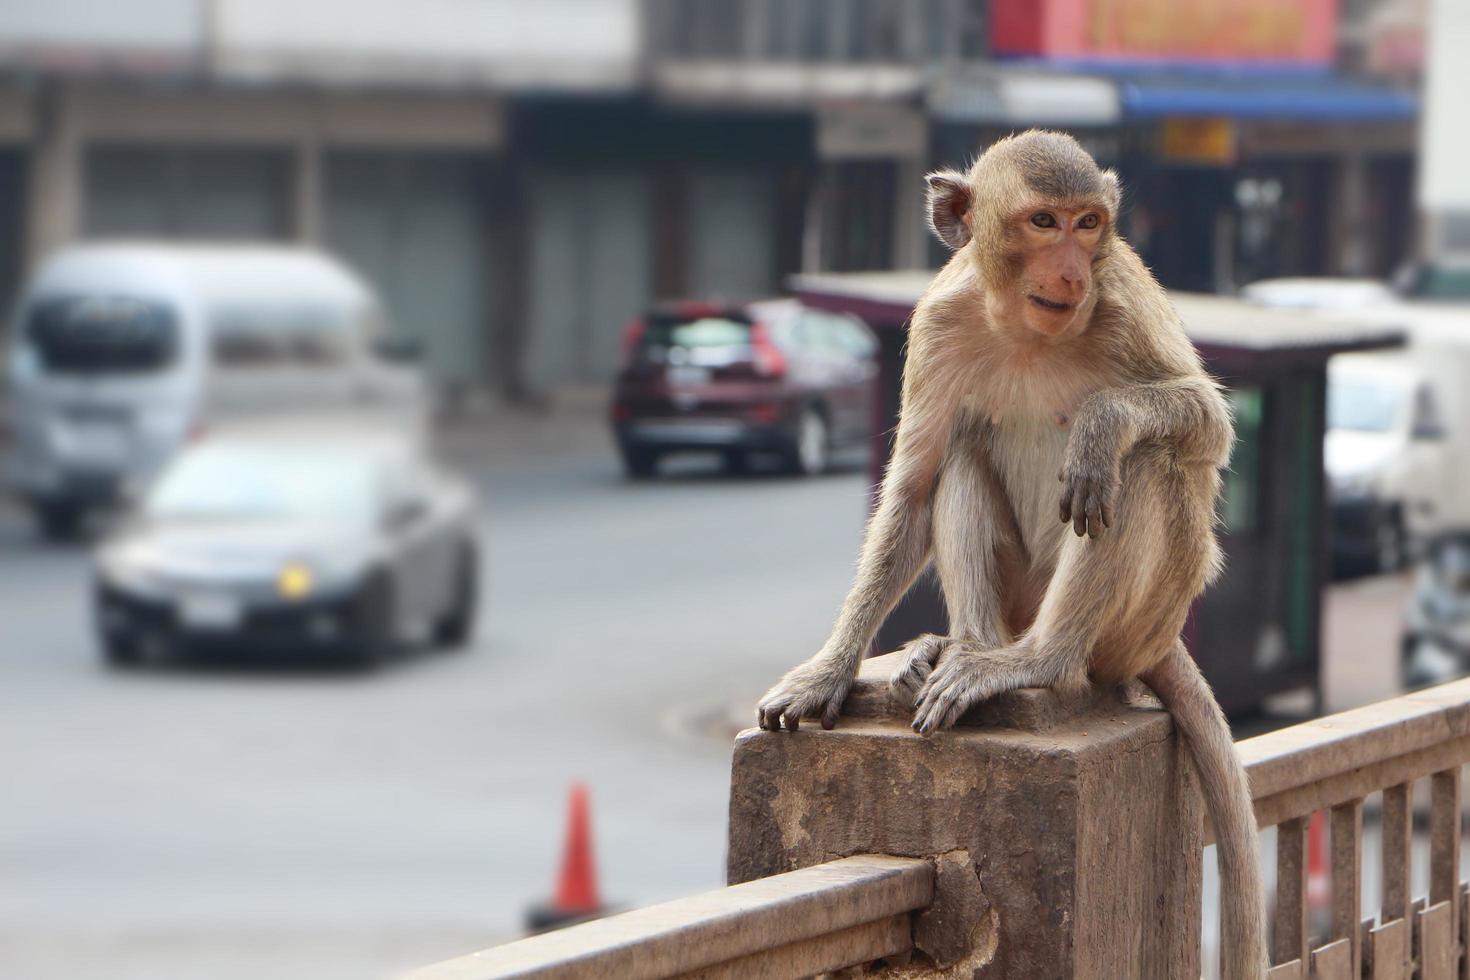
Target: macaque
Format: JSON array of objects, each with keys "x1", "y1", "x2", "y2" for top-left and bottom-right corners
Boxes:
[{"x1": 756, "y1": 131, "x2": 1265, "y2": 977}]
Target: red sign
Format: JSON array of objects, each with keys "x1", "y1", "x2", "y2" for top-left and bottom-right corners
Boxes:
[{"x1": 991, "y1": 0, "x2": 1338, "y2": 66}]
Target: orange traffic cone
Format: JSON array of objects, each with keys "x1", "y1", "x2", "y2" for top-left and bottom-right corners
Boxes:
[{"x1": 526, "y1": 783, "x2": 607, "y2": 932}]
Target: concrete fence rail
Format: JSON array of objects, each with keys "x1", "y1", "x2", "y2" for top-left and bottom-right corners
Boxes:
[
  {"x1": 1235, "y1": 675, "x2": 1470, "y2": 979},
  {"x1": 411, "y1": 661, "x2": 1470, "y2": 979},
  {"x1": 405, "y1": 854, "x2": 933, "y2": 979}
]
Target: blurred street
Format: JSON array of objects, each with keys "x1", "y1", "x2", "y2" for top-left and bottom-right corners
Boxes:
[
  {"x1": 0, "y1": 410, "x2": 874, "y2": 980},
  {"x1": 0, "y1": 406, "x2": 1415, "y2": 980}
]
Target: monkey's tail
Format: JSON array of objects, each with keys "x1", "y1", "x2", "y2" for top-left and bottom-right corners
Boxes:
[{"x1": 1143, "y1": 641, "x2": 1267, "y2": 980}]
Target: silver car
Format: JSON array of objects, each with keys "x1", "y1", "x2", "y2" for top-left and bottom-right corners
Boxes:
[{"x1": 93, "y1": 427, "x2": 479, "y2": 667}]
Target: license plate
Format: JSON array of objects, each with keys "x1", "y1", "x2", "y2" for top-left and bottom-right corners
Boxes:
[
  {"x1": 667, "y1": 366, "x2": 710, "y2": 387},
  {"x1": 180, "y1": 594, "x2": 243, "y2": 629},
  {"x1": 65, "y1": 421, "x2": 130, "y2": 463}
]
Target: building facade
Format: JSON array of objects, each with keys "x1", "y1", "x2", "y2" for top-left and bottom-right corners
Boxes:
[{"x1": 0, "y1": 0, "x2": 1424, "y2": 402}]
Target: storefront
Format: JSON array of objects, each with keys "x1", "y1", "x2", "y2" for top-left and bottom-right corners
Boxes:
[
  {"x1": 986, "y1": 0, "x2": 1419, "y2": 292},
  {"x1": 1114, "y1": 90, "x2": 1418, "y2": 292},
  {"x1": 24, "y1": 86, "x2": 508, "y2": 398},
  {"x1": 510, "y1": 100, "x2": 813, "y2": 392}
]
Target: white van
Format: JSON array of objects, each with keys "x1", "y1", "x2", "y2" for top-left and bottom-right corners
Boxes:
[
  {"x1": 4, "y1": 242, "x2": 424, "y2": 538},
  {"x1": 1325, "y1": 352, "x2": 1446, "y2": 571}
]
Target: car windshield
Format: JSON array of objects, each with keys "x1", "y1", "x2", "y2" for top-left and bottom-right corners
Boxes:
[
  {"x1": 145, "y1": 445, "x2": 378, "y2": 522},
  {"x1": 1328, "y1": 379, "x2": 1407, "y2": 433},
  {"x1": 25, "y1": 294, "x2": 179, "y2": 373},
  {"x1": 643, "y1": 316, "x2": 752, "y2": 350}
]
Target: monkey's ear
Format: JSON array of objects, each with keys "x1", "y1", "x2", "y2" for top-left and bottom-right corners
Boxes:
[
  {"x1": 1099, "y1": 168, "x2": 1123, "y2": 217},
  {"x1": 925, "y1": 170, "x2": 972, "y2": 250}
]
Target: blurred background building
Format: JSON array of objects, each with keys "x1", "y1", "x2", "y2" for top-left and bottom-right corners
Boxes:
[{"x1": 0, "y1": 0, "x2": 1427, "y2": 405}]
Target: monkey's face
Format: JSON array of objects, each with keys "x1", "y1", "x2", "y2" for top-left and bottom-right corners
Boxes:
[
  {"x1": 1007, "y1": 204, "x2": 1107, "y2": 337},
  {"x1": 926, "y1": 130, "x2": 1123, "y2": 338}
]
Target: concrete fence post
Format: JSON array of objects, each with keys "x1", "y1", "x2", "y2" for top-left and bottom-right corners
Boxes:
[{"x1": 727, "y1": 651, "x2": 1206, "y2": 977}]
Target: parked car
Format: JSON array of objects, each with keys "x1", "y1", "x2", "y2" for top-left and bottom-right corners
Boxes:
[
  {"x1": 93, "y1": 425, "x2": 477, "y2": 667},
  {"x1": 1242, "y1": 277, "x2": 1450, "y2": 575},
  {"x1": 609, "y1": 299, "x2": 878, "y2": 478},
  {"x1": 1325, "y1": 352, "x2": 1446, "y2": 574},
  {"x1": 3, "y1": 242, "x2": 424, "y2": 539}
]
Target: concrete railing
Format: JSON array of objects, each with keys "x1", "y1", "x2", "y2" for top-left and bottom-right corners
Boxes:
[
  {"x1": 411, "y1": 660, "x2": 1470, "y2": 979},
  {"x1": 1235, "y1": 676, "x2": 1470, "y2": 979},
  {"x1": 406, "y1": 855, "x2": 933, "y2": 979}
]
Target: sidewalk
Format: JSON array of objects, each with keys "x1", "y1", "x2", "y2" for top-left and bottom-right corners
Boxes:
[{"x1": 1321, "y1": 570, "x2": 1413, "y2": 712}]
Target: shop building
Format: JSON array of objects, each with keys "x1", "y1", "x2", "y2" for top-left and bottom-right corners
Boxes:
[{"x1": 0, "y1": 0, "x2": 1425, "y2": 402}]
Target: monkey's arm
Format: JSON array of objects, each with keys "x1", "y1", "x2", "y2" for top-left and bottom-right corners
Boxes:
[
  {"x1": 756, "y1": 337, "x2": 960, "y2": 732},
  {"x1": 1060, "y1": 377, "x2": 1231, "y2": 537}
]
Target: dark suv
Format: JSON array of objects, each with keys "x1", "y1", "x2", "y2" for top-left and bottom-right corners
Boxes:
[{"x1": 610, "y1": 300, "x2": 878, "y2": 478}]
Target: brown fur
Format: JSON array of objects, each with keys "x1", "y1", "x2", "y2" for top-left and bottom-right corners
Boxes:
[{"x1": 755, "y1": 131, "x2": 1265, "y2": 978}]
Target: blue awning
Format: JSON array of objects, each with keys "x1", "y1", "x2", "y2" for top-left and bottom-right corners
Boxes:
[{"x1": 1118, "y1": 75, "x2": 1417, "y2": 121}]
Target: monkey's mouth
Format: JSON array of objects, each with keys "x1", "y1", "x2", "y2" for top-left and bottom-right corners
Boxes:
[{"x1": 1027, "y1": 294, "x2": 1072, "y2": 313}]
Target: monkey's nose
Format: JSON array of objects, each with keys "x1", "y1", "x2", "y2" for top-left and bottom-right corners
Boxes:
[{"x1": 1058, "y1": 274, "x2": 1088, "y2": 302}]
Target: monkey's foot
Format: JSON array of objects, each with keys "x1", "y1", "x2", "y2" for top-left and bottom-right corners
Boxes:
[
  {"x1": 757, "y1": 655, "x2": 853, "y2": 733},
  {"x1": 911, "y1": 643, "x2": 1046, "y2": 736},
  {"x1": 888, "y1": 634, "x2": 950, "y2": 708},
  {"x1": 890, "y1": 633, "x2": 1013, "y2": 709}
]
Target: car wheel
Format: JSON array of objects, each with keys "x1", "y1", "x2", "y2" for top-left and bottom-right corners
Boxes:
[
  {"x1": 1375, "y1": 508, "x2": 1406, "y2": 574},
  {"x1": 101, "y1": 630, "x2": 144, "y2": 667},
  {"x1": 95, "y1": 582, "x2": 145, "y2": 666},
  {"x1": 35, "y1": 501, "x2": 83, "y2": 541},
  {"x1": 620, "y1": 445, "x2": 659, "y2": 480},
  {"x1": 348, "y1": 572, "x2": 399, "y2": 667},
  {"x1": 786, "y1": 408, "x2": 829, "y2": 476},
  {"x1": 433, "y1": 542, "x2": 479, "y2": 649}
]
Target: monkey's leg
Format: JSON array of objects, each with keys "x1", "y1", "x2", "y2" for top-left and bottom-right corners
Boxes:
[
  {"x1": 910, "y1": 511, "x2": 1123, "y2": 734},
  {"x1": 757, "y1": 477, "x2": 936, "y2": 731},
  {"x1": 912, "y1": 449, "x2": 1201, "y2": 734},
  {"x1": 890, "y1": 442, "x2": 1019, "y2": 706},
  {"x1": 757, "y1": 325, "x2": 966, "y2": 733}
]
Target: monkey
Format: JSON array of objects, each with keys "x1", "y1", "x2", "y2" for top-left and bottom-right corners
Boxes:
[{"x1": 755, "y1": 131, "x2": 1266, "y2": 978}]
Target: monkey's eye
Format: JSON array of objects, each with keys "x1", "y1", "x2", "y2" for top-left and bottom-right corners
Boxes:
[
  {"x1": 1030, "y1": 213, "x2": 1057, "y2": 229},
  {"x1": 1077, "y1": 213, "x2": 1101, "y2": 230}
]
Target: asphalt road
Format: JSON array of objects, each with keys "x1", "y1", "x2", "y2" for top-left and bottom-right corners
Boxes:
[
  {"x1": 0, "y1": 429, "x2": 874, "y2": 980},
  {"x1": 0, "y1": 416, "x2": 1422, "y2": 979}
]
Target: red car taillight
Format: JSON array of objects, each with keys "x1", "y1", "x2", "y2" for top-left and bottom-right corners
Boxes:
[
  {"x1": 619, "y1": 318, "x2": 646, "y2": 365},
  {"x1": 750, "y1": 321, "x2": 787, "y2": 378}
]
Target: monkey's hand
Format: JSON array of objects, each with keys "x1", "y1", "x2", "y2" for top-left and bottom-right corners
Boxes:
[
  {"x1": 1059, "y1": 425, "x2": 1122, "y2": 539},
  {"x1": 911, "y1": 643, "x2": 1040, "y2": 735},
  {"x1": 756, "y1": 652, "x2": 854, "y2": 732}
]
